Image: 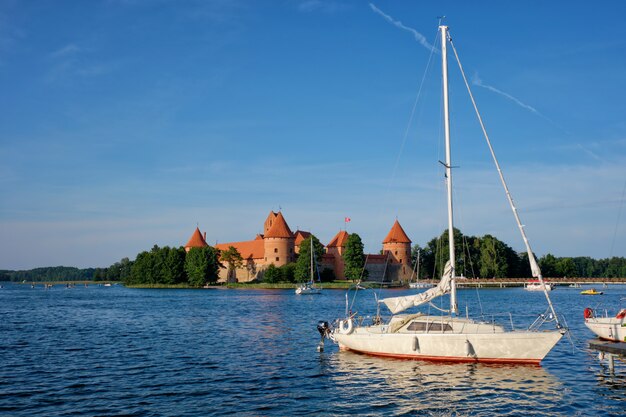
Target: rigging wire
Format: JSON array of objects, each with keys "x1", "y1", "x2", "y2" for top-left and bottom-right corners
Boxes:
[
  {"x1": 348, "y1": 26, "x2": 442, "y2": 318},
  {"x1": 447, "y1": 31, "x2": 562, "y2": 329}
]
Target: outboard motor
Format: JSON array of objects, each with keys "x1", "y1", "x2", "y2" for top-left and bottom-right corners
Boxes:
[{"x1": 316, "y1": 320, "x2": 332, "y2": 352}]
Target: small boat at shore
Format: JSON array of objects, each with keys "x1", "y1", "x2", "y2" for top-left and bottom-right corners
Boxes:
[
  {"x1": 584, "y1": 307, "x2": 626, "y2": 342},
  {"x1": 581, "y1": 288, "x2": 603, "y2": 295}
]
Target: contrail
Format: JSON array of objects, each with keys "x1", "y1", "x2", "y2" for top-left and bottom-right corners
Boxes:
[
  {"x1": 369, "y1": 3, "x2": 436, "y2": 51},
  {"x1": 472, "y1": 74, "x2": 539, "y2": 114}
]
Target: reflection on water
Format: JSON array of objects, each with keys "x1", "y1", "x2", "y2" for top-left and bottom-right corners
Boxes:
[{"x1": 324, "y1": 351, "x2": 563, "y2": 416}]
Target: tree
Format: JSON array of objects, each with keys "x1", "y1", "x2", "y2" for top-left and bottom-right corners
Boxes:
[
  {"x1": 130, "y1": 251, "x2": 153, "y2": 285},
  {"x1": 555, "y1": 257, "x2": 578, "y2": 278},
  {"x1": 263, "y1": 264, "x2": 281, "y2": 283},
  {"x1": 539, "y1": 254, "x2": 558, "y2": 278},
  {"x1": 343, "y1": 233, "x2": 368, "y2": 281},
  {"x1": 423, "y1": 228, "x2": 467, "y2": 279},
  {"x1": 164, "y1": 247, "x2": 186, "y2": 284},
  {"x1": 185, "y1": 246, "x2": 221, "y2": 287},
  {"x1": 220, "y1": 246, "x2": 244, "y2": 283},
  {"x1": 294, "y1": 236, "x2": 325, "y2": 282},
  {"x1": 478, "y1": 235, "x2": 509, "y2": 278},
  {"x1": 281, "y1": 263, "x2": 296, "y2": 283}
]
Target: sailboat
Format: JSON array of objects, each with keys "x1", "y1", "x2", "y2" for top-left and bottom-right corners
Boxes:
[
  {"x1": 322, "y1": 25, "x2": 565, "y2": 364},
  {"x1": 408, "y1": 250, "x2": 433, "y2": 289},
  {"x1": 295, "y1": 238, "x2": 321, "y2": 295}
]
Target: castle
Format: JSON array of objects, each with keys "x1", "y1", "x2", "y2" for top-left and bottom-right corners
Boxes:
[{"x1": 184, "y1": 211, "x2": 413, "y2": 283}]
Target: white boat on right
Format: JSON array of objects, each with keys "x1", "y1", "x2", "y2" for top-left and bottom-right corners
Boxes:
[{"x1": 584, "y1": 306, "x2": 626, "y2": 342}]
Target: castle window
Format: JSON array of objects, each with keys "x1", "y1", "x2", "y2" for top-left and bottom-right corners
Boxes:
[
  {"x1": 395, "y1": 251, "x2": 398, "y2": 255},
  {"x1": 399, "y1": 259, "x2": 402, "y2": 263},
  {"x1": 274, "y1": 248, "x2": 278, "y2": 253},
  {"x1": 276, "y1": 257, "x2": 279, "y2": 262}
]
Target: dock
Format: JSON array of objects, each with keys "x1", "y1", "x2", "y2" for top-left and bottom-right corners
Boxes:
[{"x1": 589, "y1": 340, "x2": 626, "y2": 372}]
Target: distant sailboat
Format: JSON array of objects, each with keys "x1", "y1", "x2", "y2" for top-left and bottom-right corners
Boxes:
[
  {"x1": 296, "y1": 238, "x2": 321, "y2": 295},
  {"x1": 408, "y1": 250, "x2": 432, "y2": 289},
  {"x1": 320, "y1": 24, "x2": 565, "y2": 364},
  {"x1": 525, "y1": 280, "x2": 554, "y2": 292}
]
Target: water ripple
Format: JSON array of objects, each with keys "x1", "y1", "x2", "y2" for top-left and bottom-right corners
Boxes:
[{"x1": 0, "y1": 284, "x2": 625, "y2": 415}]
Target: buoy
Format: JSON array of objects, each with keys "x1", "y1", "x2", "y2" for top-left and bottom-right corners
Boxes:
[{"x1": 338, "y1": 319, "x2": 354, "y2": 335}]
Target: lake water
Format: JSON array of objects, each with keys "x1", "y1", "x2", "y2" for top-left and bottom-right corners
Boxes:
[{"x1": 0, "y1": 283, "x2": 624, "y2": 416}]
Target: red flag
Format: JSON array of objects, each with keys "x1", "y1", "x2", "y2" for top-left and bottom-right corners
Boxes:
[{"x1": 345, "y1": 217, "x2": 351, "y2": 223}]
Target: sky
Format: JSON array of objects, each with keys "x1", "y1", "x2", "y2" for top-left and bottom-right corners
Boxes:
[{"x1": 1, "y1": 0, "x2": 625, "y2": 270}]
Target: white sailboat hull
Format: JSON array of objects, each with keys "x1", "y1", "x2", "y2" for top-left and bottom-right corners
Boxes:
[
  {"x1": 524, "y1": 283, "x2": 553, "y2": 291},
  {"x1": 409, "y1": 282, "x2": 434, "y2": 289},
  {"x1": 585, "y1": 317, "x2": 626, "y2": 342},
  {"x1": 295, "y1": 287, "x2": 321, "y2": 295},
  {"x1": 331, "y1": 316, "x2": 563, "y2": 365}
]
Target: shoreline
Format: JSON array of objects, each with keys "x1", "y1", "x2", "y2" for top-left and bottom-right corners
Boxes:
[{"x1": 4, "y1": 278, "x2": 626, "y2": 290}]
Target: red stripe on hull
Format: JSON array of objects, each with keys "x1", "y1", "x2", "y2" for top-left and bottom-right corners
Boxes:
[{"x1": 342, "y1": 347, "x2": 542, "y2": 366}]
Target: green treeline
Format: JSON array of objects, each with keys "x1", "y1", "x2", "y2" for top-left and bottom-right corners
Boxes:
[
  {"x1": 119, "y1": 245, "x2": 222, "y2": 287},
  {"x1": 2, "y1": 229, "x2": 625, "y2": 283},
  {"x1": 415, "y1": 229, "x2": 626, "y2": 279},
  {"x1": 1, "y1": 266, "x2": 96, "y2": 282}
]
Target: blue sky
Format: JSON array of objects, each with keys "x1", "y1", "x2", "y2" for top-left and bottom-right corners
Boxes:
[{"x1": 1, "y1": 0, "x2": 625, "y2": 270}]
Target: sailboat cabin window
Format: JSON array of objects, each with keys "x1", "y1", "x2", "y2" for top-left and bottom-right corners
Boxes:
[{"x1": 407, "y1": 321, "x2": 453, "y2": 332}]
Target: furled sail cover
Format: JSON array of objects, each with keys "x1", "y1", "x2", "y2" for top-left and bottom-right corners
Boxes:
[
  {"x1": 528, "y1": 250, "x2": 542, "y2": 278},
  {"x1": 381, "y1": 261, "x2": 453, "y2": 314}
]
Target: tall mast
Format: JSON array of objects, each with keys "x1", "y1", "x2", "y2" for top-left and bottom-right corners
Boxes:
[
  {"x1": 441, "y1": 25, "x2": 458, "y2": 314},
  {"x1": 310, "y1": 237, "x2": 314, "y2": 283}
]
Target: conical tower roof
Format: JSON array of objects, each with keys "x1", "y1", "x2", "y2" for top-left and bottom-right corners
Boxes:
[
  {"x1": 185, "y1": 227, "x2": 208, "y2": 248},
  {"x1": 327, "y1": 230, "x2": 349, "y2": 247},
  {"x1": 264, "y1": 212, "x2": 293, "y2": 238},
  {"x1": 382, "y1": 220, "x2": 411, "y2": 244}
]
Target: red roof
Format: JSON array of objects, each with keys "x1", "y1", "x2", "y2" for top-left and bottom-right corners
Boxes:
[
  {"x1": 215, "y1": 240, "x2": 265, "y2": 260},
  {"x1": 185, "y1": 227, "x2": 208, "y2": 248},
  {"x1": 327, "y1": 230, "x2": 349, "y2": 247},
  {"x1": 382, "y1": 220, "x2": 411, "y2": 244},
  {"x1": 264, "y1": 212, "x2": 293, "y2": 238},
  {"x1": 294, "y1": 230, "x2": 312, "y2": 246}
]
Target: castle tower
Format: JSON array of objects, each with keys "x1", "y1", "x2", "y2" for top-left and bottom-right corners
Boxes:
[
  {"x1": 184, "y1": 227, "x2": 208, "y2": 252},
  {"x1": 263, "y1": 211, "x2": 278, "y2": 235},
  {"x1": 263, "y1": 212, "x2": 295, "y2": 267},
  {"x1": 326, "y1": 230, "x2": 350, "y2": 279},
  {"x1": 382, "y1": 220, "x2": 412, "y2": 279}
]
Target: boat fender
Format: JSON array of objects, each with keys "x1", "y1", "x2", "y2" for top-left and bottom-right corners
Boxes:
[
  {"x1": 465, "y1": 339, "x2": 476, "y2": 358},
  {"x1": 338, "y1": 319, "x2": 354, "y2": 335},
  {"x1": 584, "y1": 308, "x2": 594, "y2": 319},
  {"x1": 616, "y1": 309, "x2": 626, "y2": 319},
  {"x1": 412, "y1": 336, "x2": 419, "y2": 352}
]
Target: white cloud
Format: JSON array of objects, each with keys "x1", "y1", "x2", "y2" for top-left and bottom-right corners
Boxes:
[{"x1": 50, "y1": 43, "x2": 82, "y2": 58}]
